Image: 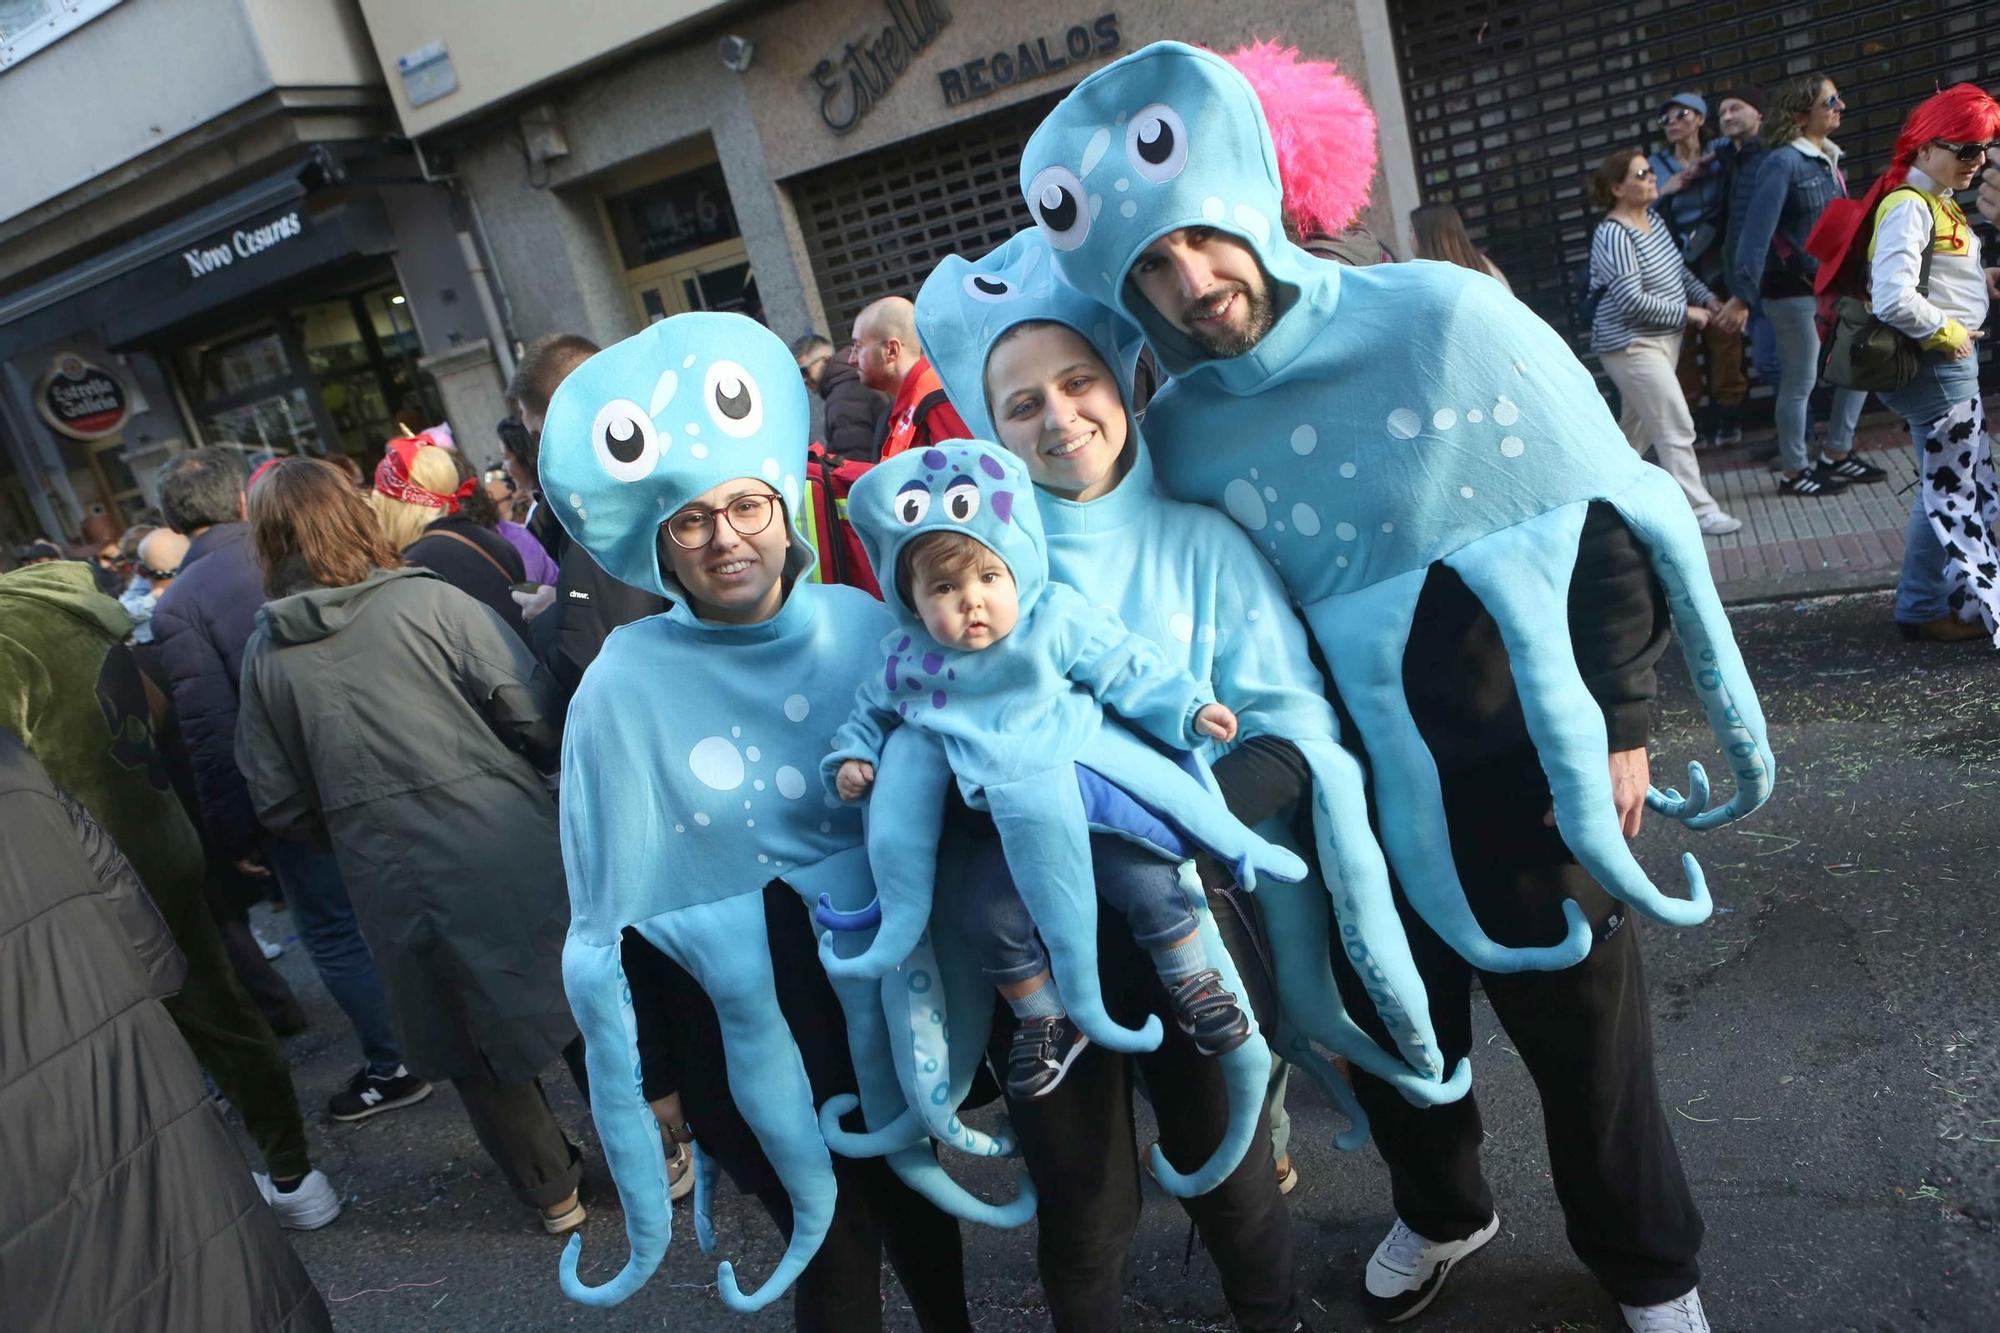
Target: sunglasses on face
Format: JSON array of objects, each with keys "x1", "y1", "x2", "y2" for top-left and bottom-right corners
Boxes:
[
  {"x1": 1823, "y1": 93, "x2": 1845, "y2": 110},
  {"x1": 1657, "y1": 107, "x2": 1697, "y2": 126},
  {"x1": 1628, "y1": 164, "x2": 1655, "y2": 181},
  {"x1": 1936, "y1": 139, "x2": 1998, "y2": 164}
]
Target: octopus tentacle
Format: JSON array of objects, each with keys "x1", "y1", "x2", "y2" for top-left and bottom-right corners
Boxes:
[
  {"x1": 1291, "y1": 739, "x2": 1453, "y2": 1084},
  {"x1": 1443, "y1": 503, "x2": 1709, "y2": 927},
  {"x1": 820, "y1": 727, "x2": 953, "y2": 979},
  {"x1": 1305, "y1": 571, "x2": 1595, "y2": 972},
  {"x1": 1146, "y1": 868, "x2": 1273, "y2": 1196},
  {"x1": 1645, "y1": 759, "x2": 1712, "y2": 821},
  {"x1": 642, "y1": 899, "x2": 835, "y2": 1312},
  {"x1": 882, "y1": 933, "x2": 1020, "y2": 1156},
  {"x1": 985, "y1": 774, "x2": 1164, "y2": 1053},
  {"x1": 1273, "y1": 1026, "x2": 1371, "y2": 1151},
  {"x1": 557, "y1": 932, "x2": 672, "y2": 1306},
  {"x1": 1608, "y1": 471, "x2": 1776, "y2": 830},
  {"x1": 691, "y1": 1142, "x2": 719, "y2": 1255},
  {"x1": 1255, "y1": 866, "x2": 1471, "y2": 1107}
]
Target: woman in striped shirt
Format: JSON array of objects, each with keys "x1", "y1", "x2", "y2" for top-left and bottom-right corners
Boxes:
[{"x1": 1588, "y1": 147, "x2": 1744, "y2": 535}]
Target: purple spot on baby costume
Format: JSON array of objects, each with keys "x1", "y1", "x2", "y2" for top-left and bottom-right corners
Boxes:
[
  {"x1": 921, "y1": 651, "x2": 944, "y2": 674},
  {"x1": 947, "y1": 668, "x2": 956, "y2": 680},
  {"x1": 886, "y1": 655, "x2": 900, "y2": 689},
  {"x1": 922, "y1": 449, "x2": 947, "y2": 470},
  {"x1": 896, "y1": 635, "x2": 911, "y2": 652},
  {"x1": 992, "y1": 490, "x2": 1014, "y2": 523},
  {"x1": 900, "y1": 702, "x2": 910, "y2": 716},
  {"x1": 979, "y1": 453, "x2": 1006, "y2": 479},
  {"x1": 932, "y1": 690, "x2": 948, "y2": 709}
]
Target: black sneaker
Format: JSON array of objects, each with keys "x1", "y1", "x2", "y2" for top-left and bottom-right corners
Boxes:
[
  {"x1": 1165, "y1": 968, "x2": 1253, "y2": 1056},
  {"x1": 1007, "y1": 1016, "x2": 1090, "y2": 1100},
  {"x1": 328, "y1": 1065, "x2": 433, "y2": 1121},
  {"x1": 1818, "y1": 452, "x2": 1887, "y2": 483},
  {"x1": 1777, "y1": 469, "x2": 1848, "y2": 497}
]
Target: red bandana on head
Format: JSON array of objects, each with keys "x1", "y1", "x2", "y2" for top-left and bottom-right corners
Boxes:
[{"x1": 373, "y1": 434, "x2": 475, "y2": 512}]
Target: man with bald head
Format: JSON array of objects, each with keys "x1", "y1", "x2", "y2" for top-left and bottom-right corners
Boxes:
[{"x1": 848, "y1": 295, "x2": 971, "y2": 458}]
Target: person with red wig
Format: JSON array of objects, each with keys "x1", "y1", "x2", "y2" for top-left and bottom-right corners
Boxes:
[{"x1": 1809, "y1": 85, "x2": 2000, "y2": 642}]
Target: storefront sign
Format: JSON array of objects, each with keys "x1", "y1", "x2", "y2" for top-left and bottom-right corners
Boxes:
[
  {"x1": 938, "y1": 13, "x2": 1120, "y2": 107},
  {"x1": 36, "y1": 354, "x2": 130, "y2": 440},
  {"x1": 813, "y1": 0, "x2": 952, "y2": 135},
  {"x1": 180, "y1": 210, "x2": 306, "y2": 280}
]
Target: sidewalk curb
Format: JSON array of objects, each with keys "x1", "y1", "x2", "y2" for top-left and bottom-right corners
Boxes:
[{"x1": 1721, "y1": 568, "x2": 1896, "y2": 609}]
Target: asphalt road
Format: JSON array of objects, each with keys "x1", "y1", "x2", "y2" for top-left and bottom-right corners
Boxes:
[{"x1": 246, "y1": 590, "x2": 1997, "y2": 1331}]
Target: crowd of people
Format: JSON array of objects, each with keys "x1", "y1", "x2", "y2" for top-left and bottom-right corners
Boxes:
[{"x1": 0, "y1": 38, "x2": 1993, "y2": 1333}]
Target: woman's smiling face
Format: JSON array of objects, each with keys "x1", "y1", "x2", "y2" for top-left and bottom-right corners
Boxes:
[
  {"x1": 660, "y1": 477, "x2": 791, "y2": 624},
  {"x1": 985, "y1": 323, "x2": 1131, "y2": 503}
]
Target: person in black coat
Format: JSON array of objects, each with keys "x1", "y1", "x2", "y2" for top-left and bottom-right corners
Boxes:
[{"x1": 793, "y1": 331, "x2": 888, "y2": 462}]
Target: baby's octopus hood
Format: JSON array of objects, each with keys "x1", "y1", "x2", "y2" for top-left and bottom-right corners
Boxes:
[
  {"x1": 1016, "y1": 41, "x2": 1328, "y2": 384},
  {"x1": 915, "y1": 227, "x2": 1147, "y2": 443},
  {"x1": 537, "y1": 312, "x2": 815, "y2": 606},
  {"x1": 847, "y1": 439, "x2": 1047, "y2": 627}
]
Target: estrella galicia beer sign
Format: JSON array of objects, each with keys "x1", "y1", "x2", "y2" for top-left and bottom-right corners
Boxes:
[{"x1": 37, "y1": 354, "x2": 130, "y2": 441}]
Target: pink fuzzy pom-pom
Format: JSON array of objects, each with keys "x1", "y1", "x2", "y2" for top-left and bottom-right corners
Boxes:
[{"x1": 1223, "y1": 40, "x2": 1379, "y2": 238}]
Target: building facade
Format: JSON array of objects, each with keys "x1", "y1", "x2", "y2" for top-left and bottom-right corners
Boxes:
[
  {"x1": 0, "y1": 0, "x2": 515, "y2": 549},
  {"x1": 352, "y1": 0, "x2": 1416, "y2": 353}
]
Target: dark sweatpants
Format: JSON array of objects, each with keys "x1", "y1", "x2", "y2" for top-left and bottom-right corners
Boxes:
[
  {"x1": 151, "y1": 865, "x2": 311, "y2": 1180},
  {"x1": 623, "y1": 884, "x2": 970, "y2": 1333},
  {"x1": 1330, "y1": 744, "x2": 1703, "y2": 1307},
  {"x1": 966, "y1": 822, "x2": 1300, "y2": 1333}
]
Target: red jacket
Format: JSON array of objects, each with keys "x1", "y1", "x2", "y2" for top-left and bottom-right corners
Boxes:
[{"x1": 876, "y1": 357, "x2": 971, "y2": 459}]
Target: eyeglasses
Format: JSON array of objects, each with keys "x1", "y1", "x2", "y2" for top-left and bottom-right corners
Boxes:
[
  {"x1": 1657, "y1": 107, "x2": 1697, "y2": 126},
  {"x1": 1928, "y1": 139, "x2": 1992, "y2": 164},
  {"x1": 1823, "y1": 93, "x2": 1845, "y2": 110},
  {"x1": 664, "y1": 492, "x2": 780, "y2": 550},
  {"x1": 1628, "y1": 164, "x2": 1655, "y2": 181},
  {"x1": 798, "y1": 353, "x2": 830, "y2": 381},
  {"x1": 93, "y1": 551, "x2": 122, "y2": 568}
]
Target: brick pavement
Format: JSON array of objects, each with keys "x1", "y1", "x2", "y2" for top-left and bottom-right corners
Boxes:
[{"x1": 1689, "y1": 413, "x2": 1914, "y2": 605}]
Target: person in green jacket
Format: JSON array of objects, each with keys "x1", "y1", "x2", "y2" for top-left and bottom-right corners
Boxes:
[{"x1": 0, "y1": 559, "x2": 340, "y2": 1228}]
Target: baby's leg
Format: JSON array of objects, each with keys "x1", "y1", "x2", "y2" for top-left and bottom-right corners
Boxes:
[
  {"x1": 959, "y1": 834, "x2": 1089, "y2": 1098},
  {"x1": 1094, "y1": 838, "x2": 1252, "y2": 1057}
]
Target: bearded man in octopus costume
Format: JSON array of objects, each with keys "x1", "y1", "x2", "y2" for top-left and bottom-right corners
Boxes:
[{"x1": 1021, "y1": 42, "x2": 1774, "y2": 1333}]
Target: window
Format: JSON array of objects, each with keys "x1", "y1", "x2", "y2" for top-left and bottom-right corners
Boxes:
[{"x1": 0, "y1": 0, "x2": 125, "y2": 72}]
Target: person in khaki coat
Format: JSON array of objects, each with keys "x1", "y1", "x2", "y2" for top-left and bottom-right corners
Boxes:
[{"x1": 234, "y1": 458, "x2": 588, "y2": 1232}]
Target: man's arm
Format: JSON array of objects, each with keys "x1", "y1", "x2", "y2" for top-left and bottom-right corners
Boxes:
[
  {"x1": 148, "y1": 600, "x2": 262, "y2": 858},
  {"x1": 1567, "y1": 503, "x2": 1669, "y2": 836}
]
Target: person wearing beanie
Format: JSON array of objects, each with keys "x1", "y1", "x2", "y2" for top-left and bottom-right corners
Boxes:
[
  {"x1": 1712, "y1": 88, "x2": 1778, "y2": 384},
  {"x1": 1648, "y1": 92, "x2": 1750, "y2": 447}
]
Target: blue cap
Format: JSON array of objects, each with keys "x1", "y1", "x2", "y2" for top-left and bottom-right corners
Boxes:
[{"x1": 1662, "y1": 91, "x2": 1707, "y2": 118}]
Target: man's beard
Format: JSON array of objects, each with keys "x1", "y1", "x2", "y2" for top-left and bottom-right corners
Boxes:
[{"x1": 1182, "y1": 282, "x2": 1276, "y2": 359}]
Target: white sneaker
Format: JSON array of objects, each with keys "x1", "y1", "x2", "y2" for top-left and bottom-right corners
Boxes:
[
  {"x1": 1696, "y1": 510, "x2": 1743, "y2": 536},
  {"x1": 1362, "y1": 1212, "x2": 1499, "y2": 1322},
  {"x1": 1622, "y1": 1288, "x2": 1710, "y2": 1332},
  {"x1": 253, "y1": 1168, "x2": 342, "y2": 1230},
  {"x1": 252, "y1": 926, "x2": 284, "y2": 960}
]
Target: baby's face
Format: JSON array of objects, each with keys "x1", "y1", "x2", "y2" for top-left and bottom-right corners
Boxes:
[{"x1": 913, "y1": 548, "x2": 1019, "y2": 651}]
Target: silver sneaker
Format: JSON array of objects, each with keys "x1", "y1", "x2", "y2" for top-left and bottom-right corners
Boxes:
[{"x1": 1621, "y1": 1289, "x2": 1710, "y2": 1332}]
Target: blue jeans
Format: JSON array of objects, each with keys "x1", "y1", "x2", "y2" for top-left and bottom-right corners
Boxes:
[
  {"x1": 1747, "y1": 309, "x2": 1779, "y2": 383},
  {"x1": 964, "y1": 832, "x2": 1196, "y2": 986},
  {"x1": 266, "y1": 838, "x2": 403, "y2": 1074},
  {"x1": 1885, "y1": 354, "x2": 1983, "y2": 623},
  {"x1": 1764, "y1": 296, "x2": 1866, "y2": 474}
]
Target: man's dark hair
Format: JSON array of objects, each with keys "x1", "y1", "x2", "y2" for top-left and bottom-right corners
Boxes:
[
  {"x1": 157, "y1": 450, "x2": 247, "y2": 534},
  {"x1": 789, "y1": 332, "x2": 833, "y2": 359},
  {"x1": 498, "y1": 415, "x2": 535, "y2": 474},
  {"x1": 508, "y1": 334, "x2": 601, "y2": 421}
]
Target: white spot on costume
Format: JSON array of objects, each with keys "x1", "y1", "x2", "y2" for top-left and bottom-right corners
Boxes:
[{"x1": 688, "y1": 737, "x2": 744, "y2": 790}]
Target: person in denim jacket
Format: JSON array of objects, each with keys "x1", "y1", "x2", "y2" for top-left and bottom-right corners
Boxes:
[
  {"x1": 1649, "y1": 93, "x2": 1748, "y2": 447},
  {"x1": 1735, "y1": 73, "x2": 1886, "y2": 496}
]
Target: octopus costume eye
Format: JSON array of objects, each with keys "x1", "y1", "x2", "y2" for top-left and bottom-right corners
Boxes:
[
  {"x1": 703, "y1": 360, "x2": 763, "y2": 438},
  {"x1": 1126, "y1": 104, "x2": 1188, "y2": 183},
  {"x1": 963, "y1": 274, "x2": 1019, "y2": 304},
  {"x1": 894, "y1": 481, "x2": 932, "y2": 525},
  {"x1": 589, "y1": 399, "x2": 660, "y2": 483},
  {"x1": 941, "y1": 477, "x2": 981, "y2": 523},
  {"x1": 1028, "y1": 165, "x2": 1091, "y2": 251}
]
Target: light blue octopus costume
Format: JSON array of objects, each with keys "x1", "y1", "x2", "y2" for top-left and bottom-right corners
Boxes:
[
  {"x1": 1019, "y1": 42, "x2": 1775, "y2": 974},
  {"x1": 911, "y1": 229, "x2": 1474, "y2": 1143},
  {"x1": 539, "y1": 313, "x2": 1032, "y2": 1314},
  {"x1": 819, "y1": 437, "x2": 1302, "y2": 1193}
]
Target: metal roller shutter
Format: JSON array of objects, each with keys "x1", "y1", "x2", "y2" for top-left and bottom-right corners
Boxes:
[
  {"x1": 1390, "y1": 0, "x2": 2000, "y2": 354},
  {"x1": 788, "y1": 93, "x2": 1064, "y2": 336}
]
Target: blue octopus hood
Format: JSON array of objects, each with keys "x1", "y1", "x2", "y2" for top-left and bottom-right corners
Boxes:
[
  {"x1": 847, "y1": 439, "x2": 1044, "y2": 624},
  {"x1": 1019, "y1": 40, "x2": 1775, "y2": 974},
  {"x1": 538, "y1": 312, "x2": 812, "y2": 601},
  {"x1": 915, "y1": 228, "x2": 1147, "y2": 443}
]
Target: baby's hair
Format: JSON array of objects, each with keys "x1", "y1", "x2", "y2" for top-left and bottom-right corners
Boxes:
[{"x1": 895, "y1": 529, "x2": 1001, "y2": 609}]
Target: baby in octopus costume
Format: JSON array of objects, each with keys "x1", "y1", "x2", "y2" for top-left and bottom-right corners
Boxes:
[
  {"x1": 822, "y1": 439, "x2": 1303, "y2": 1190},
  {"x1": 1020, "y1": 42, "x2": 1777, "y2": 972},
  {"x1": 913, "y1": 228, "x2": 1475, "y2": 1141},
  {"x1": 540, "y1": 314, "x2": 1032, "y2": 1315}
]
